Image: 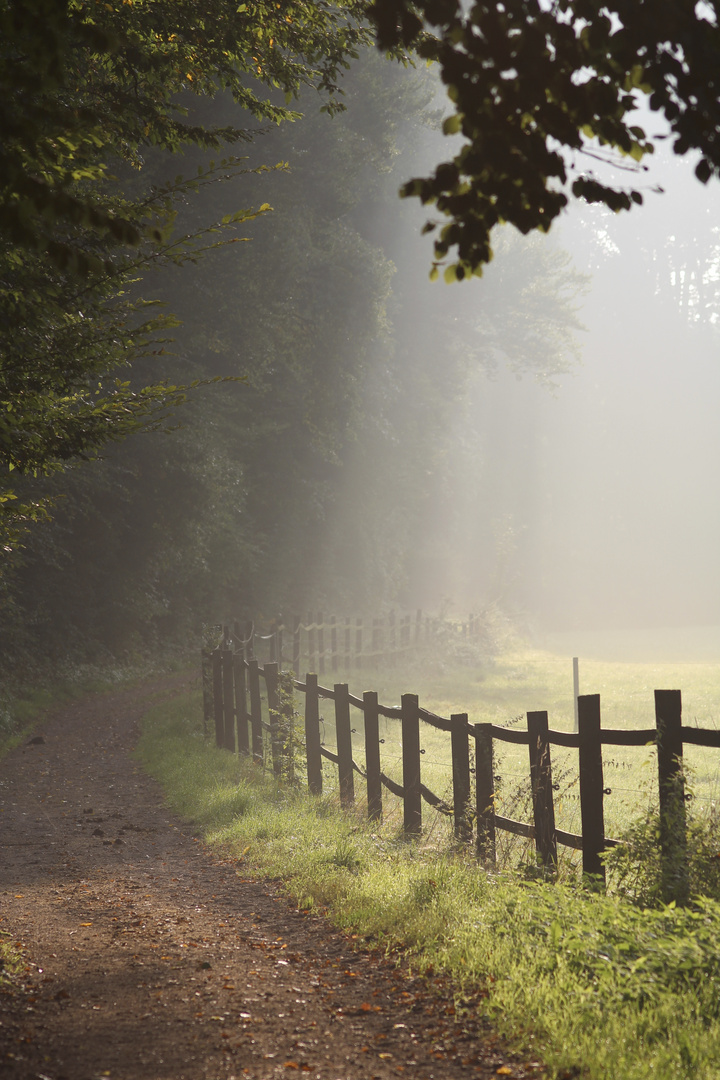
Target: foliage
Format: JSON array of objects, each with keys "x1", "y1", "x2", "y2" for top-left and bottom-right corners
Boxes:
[
  {"x1": 0, "y1": 0, "x2": 372, "y2": 557},
  {"x1": 605, "y1": 799, "x2": 720, "y2": 909},
  {"x1": 369, "y1": 0, "x2": 720, "y2": 278}
]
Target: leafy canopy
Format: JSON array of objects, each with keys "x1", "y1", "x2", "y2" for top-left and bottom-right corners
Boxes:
[
  {"x1": 0, "y1": 0, "x2": 372, "y2": 554},
  {"x1": 369, "y1": 0, "x2": 720, "y2": 278}
]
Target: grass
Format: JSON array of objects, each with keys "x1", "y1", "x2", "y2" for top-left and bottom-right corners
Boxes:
[
  {"x1": 297, "y1": 635, "x2": 720, "y2": 864},
  {"x1": 138, "y1": 670, "x2": 720, "y2": 1080}
]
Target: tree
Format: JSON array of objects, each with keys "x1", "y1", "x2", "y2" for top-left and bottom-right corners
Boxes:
[
  {"x1": 369, "y1": 0, "x2": 720, "y2": 278},
  {"x1": 0, "y1": 0, "x2": 372, "y2": 555}
]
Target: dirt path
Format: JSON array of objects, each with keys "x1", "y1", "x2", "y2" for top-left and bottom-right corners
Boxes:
[{"x1": 0, "y1": 674, "x2": 536, "y2": 1080}]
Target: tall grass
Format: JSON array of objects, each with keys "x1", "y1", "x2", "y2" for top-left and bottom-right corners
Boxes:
[{"x1": 138, "y1": 685, "x2": 720, "y2": 1080}]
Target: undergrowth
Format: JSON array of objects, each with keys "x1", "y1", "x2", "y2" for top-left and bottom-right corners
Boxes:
[{"x1": 137, "y1": 689, "x2": 720, "y2": 1080}]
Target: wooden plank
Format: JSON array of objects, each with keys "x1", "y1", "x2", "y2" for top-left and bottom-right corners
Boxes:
[
  {"x1": 212, "y1": 650, "x2": 224, "y2": 748},
  {"x1": 600, "y1": 728, "x2": 656, "y2": 746},
  {"x1": 681, "y1": 726, "x2": 720, "y2": 748},
  {"x1": 264, "y1": 662, "x2": 282, "y2": 778},
  {"x1": 363, "y1": 691, "x2": 382, "y2": 821},
  {"x1": 494, "y1": 814, "x2": 535, "y2": 840},
  {"x1": 304, "y1": 673, "x2": 322, "y2": 795},
  {"x1": 222, "y1": 650, "x2": 235, "y2": 753},
  {"x1": 450, "y1": 714, "x2": 471, "y2": 843},
  {"x1": 578, "y1": 694, "x2": 605, "y2": 883},
  {"x1": 475, "y1": 722, "x2": 496, "y2": 863},
  {"x1": 334, "y1": 683, "x2": 355, "y2": 808},
  {"x1": 247, "y1": 659, "x2": 263, "y2": 765},
  {"x1": 491, "y1": 726, "x2": 531, "y2": 745},
  {"x1": 547, "y1": 729, "x2": 581, "y2": 748},
  {"x1": 555, "y1": 828, "x2": 584, "y2": 851},
  {"x1": 655, "y1": 689, "x2": 688, "y2": 904},
  {"x1": 402, "y1": 694, "x2": 422, "y2": 838},
  {"x1": 245, "y1": 619, "x2": 255, "y2": 661},
  {"x1": 527, "y1": 711, "x2": 558, "y2": 869}
]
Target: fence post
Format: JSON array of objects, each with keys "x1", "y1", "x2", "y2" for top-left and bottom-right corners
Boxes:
[
  {"x1": 363, "y1": 691, "x2": 382, "y2": 821},
  {"x1": 245, "y1": 620, "x2": 255, "y2": 661},
  {"x1": 334, "y1": 683, "x2": 355, "y2": 808},
  {"x1": 451, "y1": 714, "x2": 471, "y2": 843},
  {"x1": 212, "y1": 650, "x2": 224, "y2": 748},
  {"x1": 578, "y1": 694, "x2": 605, "y2": 884},
  {"x1": 527, "y1": 710, "x2": 558, "y2": 869},
  {"x1": 305, "y1": 673, "x2": 322, "y2": 796},
  {"x1": 234, "y1": 653, "x2": 249, "y2": 756},
  {"x1": 401, "y1": 693, "x2": 422, "y2": 838},
  {"x1": 278, "y1": 671, "x2": 295, "y2": 781},
  {"x1": 276, "y1": 623, "x2": 284, "y2": 668},
  {"x1": 264, "y1": 662, "x2": 282, "y2": 778},
  {"x1": 222, "y1": 649, "x2": 236, "y2": 752},
  {"x1": 475, "y1": 722, "x2": 496, "y2": 863},
  {"x1": 247, "y1": 659, "x2": 263, "y2": 764},
  {"x1": 655, "y1": 689, "x2": 688, "y2": 904},
  {"x1": 201, "y1": 649, "x2": 212, "y2": 737}
]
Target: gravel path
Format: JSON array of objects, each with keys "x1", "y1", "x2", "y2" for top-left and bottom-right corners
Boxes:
[{"x1": 0, "y1": 674, "x2": 537, "y2": 1080}]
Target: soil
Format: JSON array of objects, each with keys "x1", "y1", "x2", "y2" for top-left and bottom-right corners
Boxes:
[{"x1": 0, "y1": 673, "x2": 540, "y2": 1080}]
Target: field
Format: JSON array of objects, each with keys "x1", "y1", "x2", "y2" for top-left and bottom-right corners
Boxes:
[{"x1": 284, "y1": 626, "x2": 720, "y2": 861}]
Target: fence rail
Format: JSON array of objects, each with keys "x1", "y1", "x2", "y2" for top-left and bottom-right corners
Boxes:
[{"x1": 202, "y1": 633, "x2": 720, "y2": 904}]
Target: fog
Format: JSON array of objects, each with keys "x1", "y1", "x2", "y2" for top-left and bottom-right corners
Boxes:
[
  {"x1": 9, "y1": 56, "x2": 720, "y2": 663},
  {"x1": 349, "y1": 103, "x2": 720, "y2": 638}
]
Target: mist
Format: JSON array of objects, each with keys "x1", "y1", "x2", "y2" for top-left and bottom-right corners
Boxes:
[
  {"x1": 5, "y1": 49, "x2": 720, "y2": 664},
  {"x1": 327, "y1": 91, "x2": 720, "y2": 639}
]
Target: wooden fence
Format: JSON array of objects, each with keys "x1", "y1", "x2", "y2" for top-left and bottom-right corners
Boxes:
[
  {"x1": 208, "y1": 609, "x2": 484, "y2": 675},
  {"x1": 202, "y1": 638, "x2": 720, "y2": 904}
]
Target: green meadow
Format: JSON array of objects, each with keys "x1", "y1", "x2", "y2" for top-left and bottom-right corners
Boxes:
[{"x1": 304, "y1": 629, "x2": 720, "y2": 861}]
